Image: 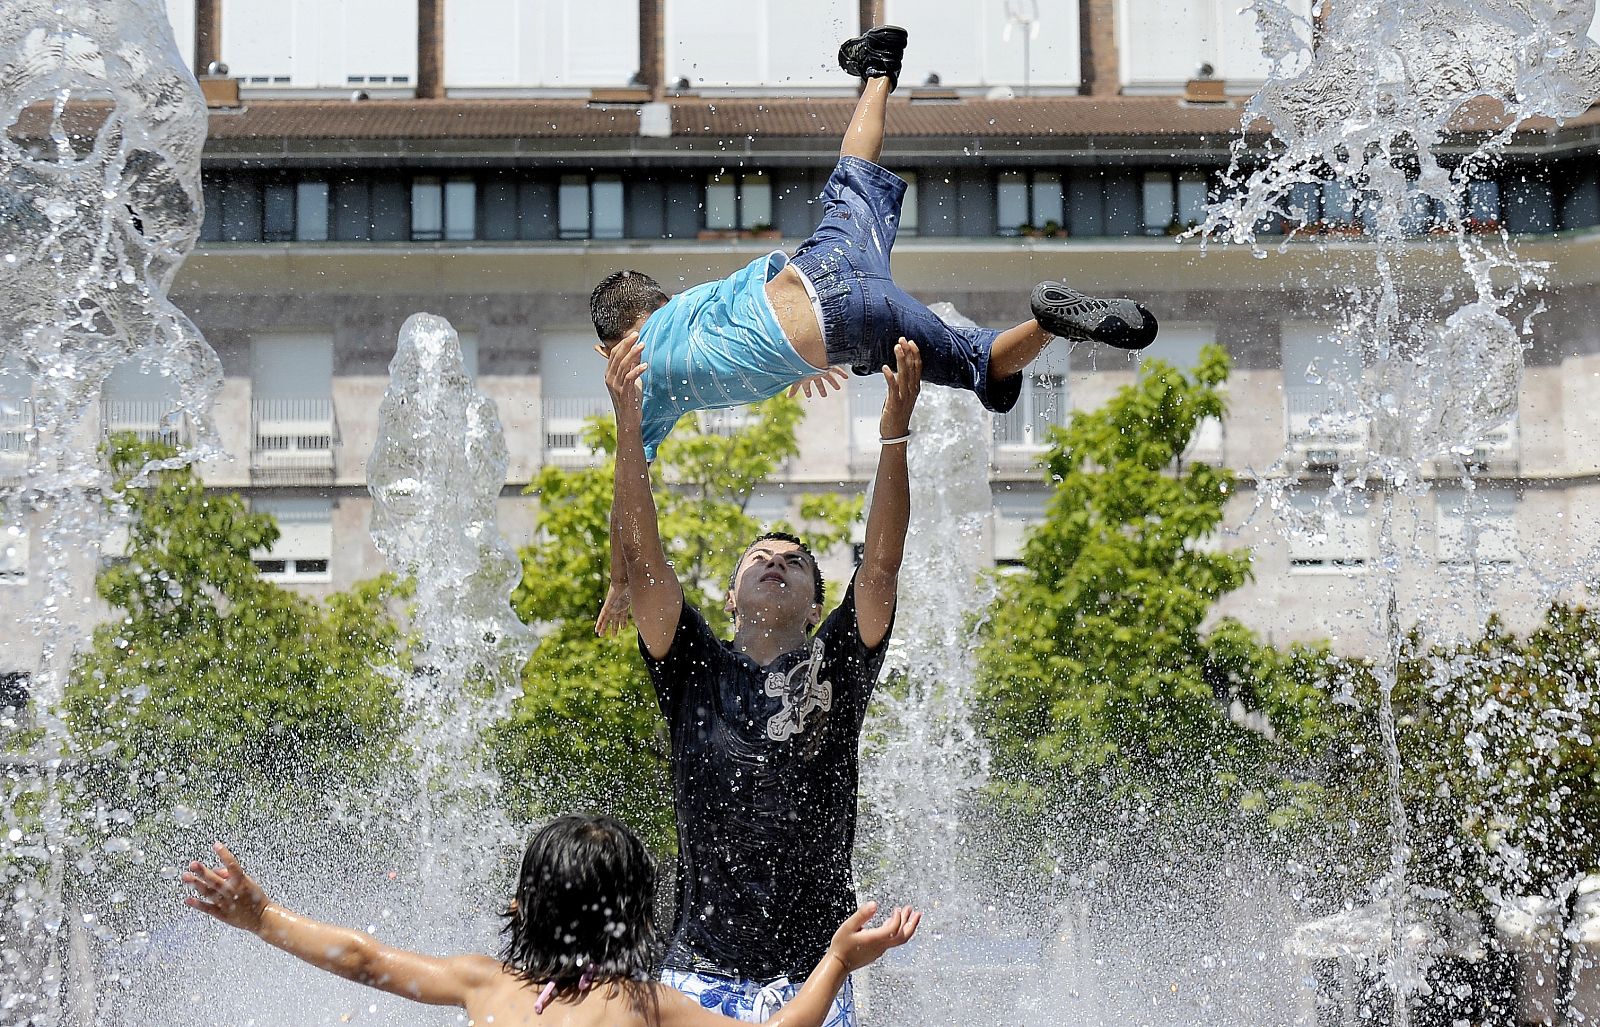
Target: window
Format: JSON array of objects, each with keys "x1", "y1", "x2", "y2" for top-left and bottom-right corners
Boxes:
[
  {"x1": 481, "y1": 179, "x2": 558, "y2": 241},
  {"x1": 1, "y1": 361, "x2": 31, "y2": 482},
  {"x1": 704, "y1": 171, "x2": 773, "y2": 231},
  {"x1": 263, "y1": 181, "x2": 295, "y2": 241},
  {"x1": 1142, "y1": 170, "x2": 1209, "y2": 235},
  {"x1": 848, "y1": 373, "x2": 888, "y2": 471},
  {"x1": 1140, "y1": 324, "x2": 1223, "y2": 460},
  {"x1": 332, "y1": 177, "x2": 408, "y2": 242},
  {"x1": 411, "y1": 176, "x2": 477, "y2": 242},
  {"x1": 1467, "y1": 179, "x2": 1502, "y2": 230},
  {"x1": 1436, "y1": 489, "x2": 1517, "y2": 565},
  {"x1": 995, "y1": 345, "x2": 1069, "y2": 456},
  {"x1": 102, "y1": 361, "x2": 187, "y2": 445},
  {"x1": 899, "y1": 172, "x2": 919, "y2": 237},
  {"x1": 251, "y1": 497, "x2": 333, "y2": 582},
  {"x1": 558, "y1": 175, "x2": 624, "y2": 240},
  {"x1": 296, "y1": 181, "x2": 330, "y2": 241},
  {"x1": 992, "y1": 488, "x2": 1048, "y2": 565},
  {"x1": 541, "y1": 335, "x2": 610, "y2": 466},
  {"x1": 1281, "y1": 322, "x2": 1366, "y2": 463},
  {"x1": 998, "y1": 171, "x2": 1064, "y2": 235},
  {"x1": 224, "y1": 0, "x2": 418, "y2": 90},
  {"x1": 1119, "y1": 0, "x2": 1313, "y2": 92},
  {"x1": 0, "y1": 524, "x2": 26, "y2": 585},
  {"x1": 446, "y1": 0, "x2": 638, "y2": 89},
  {"x1": 885, "y1": 0, "x2": 1082, "y2": 89},
  {"x1": 250, "y1": 332, "x2": 336, "y2": 483},
  {"x1": 1287, "y1": 489, "x2": 1370, "y2": 571},
  {"x1": 666, "y1": 0, "x2": 856, "y2": 89}
]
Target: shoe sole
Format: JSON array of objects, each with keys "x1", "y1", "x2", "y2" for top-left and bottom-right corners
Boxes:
[{"x1": 1031, "y1": 282, "x2": 1159, "y2": 351}]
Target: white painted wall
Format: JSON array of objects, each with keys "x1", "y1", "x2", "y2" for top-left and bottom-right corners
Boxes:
[
  {"x1": 666, "y1": 0, "x2": 856, "y2": 89},
  {"x1": 221, "y1": 0, "x2": 418, "y2": 88},
  {"x1": 1119, "y1": 0, "x2": 1312, "y2": 93},
  {"x1": 446, "y1": 0, "x2": 638, "y2": 90},
  {"x1": 885, "y1": 0, "x2": 1081, "y2": 89}
]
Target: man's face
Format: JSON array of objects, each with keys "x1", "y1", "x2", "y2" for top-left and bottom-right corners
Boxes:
[{"x1": 727, "y1": 539, "x2": 821, "y2": 630}]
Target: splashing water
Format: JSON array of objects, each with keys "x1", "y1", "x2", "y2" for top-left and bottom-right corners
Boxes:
[
  {"x1": 367, "y1": 312, "x2": 535, "y2": 921},
  {"x1": 0, "y1": 3, "x2": 219, "y2": 1022},
  {"x1": 1203, "y1": 0, "x2": 1600, "y2": 1020}
]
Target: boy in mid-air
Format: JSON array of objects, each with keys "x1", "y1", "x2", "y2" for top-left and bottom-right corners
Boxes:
[
  {"x1": 592, "y1": 27, "x2": 1159, "y2": 466},
  {"x1": 591, "y1": 26, "x2": 1157, "y2": 630}
]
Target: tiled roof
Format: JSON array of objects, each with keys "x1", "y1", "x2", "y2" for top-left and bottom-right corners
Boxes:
[{"x1": 14, "y1": 95, "x2": 1599, "y2": 149}]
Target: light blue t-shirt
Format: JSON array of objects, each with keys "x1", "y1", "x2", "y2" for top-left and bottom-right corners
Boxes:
[{"x1": 637, "y1": 251, "x2": 819, "y2": 461}]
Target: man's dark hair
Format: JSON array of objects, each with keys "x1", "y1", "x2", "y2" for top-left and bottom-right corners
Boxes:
[
  {"x1": 590, "y1": 270, "x2": 668, "y2": 343},
  {"x1": 732, "y1": 530, "x2": 825, "y2": 607},
  {"x1": 499, "y1": 814, "x2": 661, "y2": 1009}
]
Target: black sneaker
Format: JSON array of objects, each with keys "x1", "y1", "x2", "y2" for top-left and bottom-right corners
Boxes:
[
  {"x1": 838, "y1": 25, "x2": 909, "y2": 92},
  {"x1": 1030, "y1": 281, "x2": 1159, "y2": 351}
]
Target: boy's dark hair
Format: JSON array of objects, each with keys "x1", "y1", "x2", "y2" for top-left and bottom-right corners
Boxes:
[
  {"x1": 731, "y1": 530, "x2": 826, "y2": 607},
  {"x1": 500, "y1": 814, "x2": 662, "y2": 1008},
  {"x1": 590, "y1": 270, "x2": 668, "y2": 343}
]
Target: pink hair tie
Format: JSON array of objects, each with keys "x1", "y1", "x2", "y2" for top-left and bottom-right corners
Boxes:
[
  {"x1": 533, "y1": 980, "x2": 557, "y2": 1015},
  {"x1": 579, "y1": 963, "x2": 598, "y2": 992}
]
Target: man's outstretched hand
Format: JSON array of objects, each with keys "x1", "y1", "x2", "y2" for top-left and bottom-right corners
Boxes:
[
  {"x1": 597, "y1": 329, "x2": 648, "y2": 431},
  {"x1": 787, "y1": 365, "x2": 850, "y2": 399},
  {"x1": 596, "y1": 579, "x2": 633, "y2": 636},
  {"x1": 879, "y1": 338, "x2": 922, "y2": 440}
]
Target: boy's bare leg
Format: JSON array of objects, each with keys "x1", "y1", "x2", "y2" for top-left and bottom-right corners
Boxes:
[
  {"x1": 989, "y1": 320, "x2": 1057, "y2": 380},
  {"x1": 841, "y1": 76, "x2": 892, "y2": 164}
]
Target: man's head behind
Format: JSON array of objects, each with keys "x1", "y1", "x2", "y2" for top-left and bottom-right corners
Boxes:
[
  {"x1": 500, "y1": 814, "x2": 660, "y2": 987},
  {"x1": 590, "y1": 270, "x2": 668, "y2": 344}
]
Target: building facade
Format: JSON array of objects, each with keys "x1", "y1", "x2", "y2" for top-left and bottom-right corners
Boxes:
[{"x1": 4, "y1": 0, "x2": 1600, "y2": 681}]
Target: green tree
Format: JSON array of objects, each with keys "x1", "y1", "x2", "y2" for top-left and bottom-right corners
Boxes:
[
  {"x1": 493, "y1": 397, "x2": 860, "y2": 850},
  {"x1": 64, "y1": 436, "x2": 408, "y2": 816},
  {"x1": 974, "y1": 347, "x2": 1349, "y2": 826}
]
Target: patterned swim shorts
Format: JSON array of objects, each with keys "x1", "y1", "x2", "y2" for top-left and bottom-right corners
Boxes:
[{"x1": 661, "y1": 967, "x2": 857, "y2": 1026}]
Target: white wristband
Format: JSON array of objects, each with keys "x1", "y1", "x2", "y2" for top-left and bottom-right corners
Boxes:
[{"x1": 879, "y1": 433, "x2": 911, "y2": 445}]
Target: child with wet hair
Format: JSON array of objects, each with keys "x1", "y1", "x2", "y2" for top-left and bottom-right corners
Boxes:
[{"x1": 182, "y1": 813, "x2": 919, "y2": 1026}]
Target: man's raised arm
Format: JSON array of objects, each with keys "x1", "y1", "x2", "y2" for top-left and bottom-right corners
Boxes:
[
  {"x1": 604, "y1": 332, "x2": 683, "y2": 659},
  {"x1": 854, "y1": 338, "x2": 921, "y2": 649}
]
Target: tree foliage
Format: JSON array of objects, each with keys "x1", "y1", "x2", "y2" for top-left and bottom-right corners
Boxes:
[
  {"x1": 974, "y1": 347, "x2": 1349, "y2": 826},
  {"x1": 493, "y1": 397, "x2": 861, "y2": 850},
  {"x1": 64, "y1": 436, "x2": 408, "y2": 814}
]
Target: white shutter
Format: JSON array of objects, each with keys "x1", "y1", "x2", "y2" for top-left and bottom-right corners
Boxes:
[
  {"x1": 335, "y1": 0, "x2": 418, "y2": 86},
  {"x1": 0, "y1": 524, "x2": 27, "y2": 583},
  {"x1": 993, "y1": 489, "x2": 1048, "y2": 563},
  {"x1": 1436, "y1": 490, "x2": 1517, "y2": 565},
  {"x1": 251, "y1": 332, "x2": 332, "y2": 401},
  {"x1": 446, "y1": 0, "x2": 522, "y2": 87},
  {"x1": 253, "y1": 497, "x2": 332, "y2": 560},
  {"x1": 164, "y1": 0, "x2": 196, "y2": 67},
  {"x1": 555, "y1": 0, "x2": 639, "y2": 85},
  {"x1": 222, "y1": 0, "x2": 296, "y2": 83},
  {"x1": 668, "y1": 0, "x2": 852, "y2": 89},
  {"x1": 1288, "y1": 490, "x2": 1370, "y2": 569},
  {"x1": 886, "y1": 0, "x2": 1081, "y2": 88}
]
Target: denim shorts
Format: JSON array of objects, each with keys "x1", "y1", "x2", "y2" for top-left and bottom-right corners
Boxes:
[
  {"x1": 662, "y1": 967, "x2": 857, "y2": 1026},
  {"x1": 790, "y1": 156, "x2": 1020, "y2": 413}
]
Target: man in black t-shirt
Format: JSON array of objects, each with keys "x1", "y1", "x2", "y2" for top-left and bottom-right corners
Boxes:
[{"x1": 603, "y1": 331, "x2": 922, "y2": 1025}]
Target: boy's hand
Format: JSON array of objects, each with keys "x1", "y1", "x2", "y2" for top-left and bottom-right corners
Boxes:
[
  {"x1": 595, "y1": 579, "x2": 633, "y2": 636},
  {"x1": 787, "y1": 365, "x2": 850, "y2": 399},
  {"x1": 598, "y1": 331, "x2": 647, "y2": 431},
  {"x1": 878, "y1": 338, "x2": 922, "y2": 440},
  {"x1": 827, "y1": 901, "x2": 921, "y2": 972},
  {"x1": 183, "y1": 842, "x2": 270, "y2": 934}
]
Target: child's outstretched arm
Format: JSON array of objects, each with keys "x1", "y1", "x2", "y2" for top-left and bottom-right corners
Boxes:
[
  {"x1": 183, "y1": 843, "x2": 499, "y2": 1007},
  {"x1": 854, "y1": 338, "x2": 921, "y2": 649},
  {"x1": 655, "y1": 901, "x2": 921, "y2": 1027}
]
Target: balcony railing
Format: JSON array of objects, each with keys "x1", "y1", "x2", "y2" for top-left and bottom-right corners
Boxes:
[
  {"x1": 250, "y1": 397, "x2": 337, "y2": 484},
  {"x1": 1285, "y1": 384, "x2": 1368, "y2": 468},
  {"x1": 1, "y1": 401, "x2": 33, "y2": 484},
  {"x1": 542, "y1": 396, "x2": 610, "y2": 468},
  {"x1": 101, "y1": 399, "x2": 192, "y2": 448}
]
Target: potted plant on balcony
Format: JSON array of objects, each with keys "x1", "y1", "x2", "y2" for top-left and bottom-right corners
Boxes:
[
  {"x1": 749, "y1": 222, "x2": 782, "y2": 241},
  {"x1": 1040, "y1": 219, "x2": 1066, "y2": 239}
]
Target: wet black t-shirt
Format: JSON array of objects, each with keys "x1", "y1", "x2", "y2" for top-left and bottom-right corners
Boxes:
[{"x1": 640, "y1": 575, "x2": 892, "y2": 981}]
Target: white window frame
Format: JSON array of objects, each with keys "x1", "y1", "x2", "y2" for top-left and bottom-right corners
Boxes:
[
  {"x1": 0, "y1": 524, "x2": 27, "y2": 585},
  {"x1": 251, "y1": 497, "x2": 333, "y2": 583},
  {"x1": 1436, "y1": 489, "x2": 1517, "y2": 566},
  {"x1": 1286, "y1": 489, "x2": 1370, "y2": 573}
]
